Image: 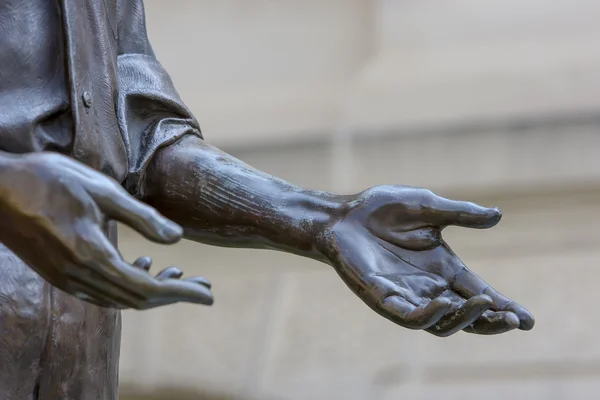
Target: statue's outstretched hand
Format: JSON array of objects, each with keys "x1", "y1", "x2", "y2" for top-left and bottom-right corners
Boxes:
[
  {"x1": 0, "y1": 152, "x2": 213, "y2": 309},
  {"x1": 319, "y1": 186, "x2": 534, "y2": 337}
]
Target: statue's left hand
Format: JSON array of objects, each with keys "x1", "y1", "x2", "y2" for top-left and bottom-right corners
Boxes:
[{"x1": 318, "y1": 185, "x2": 534, "y2": 337}]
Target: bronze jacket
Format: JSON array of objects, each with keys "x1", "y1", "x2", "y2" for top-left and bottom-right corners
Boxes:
[
  {"x1": 67, "y1": 0, "x2": 202, "y2": 194},
  {"x1": 0, "y1": 0, "x2": 202, "y2": 194}
]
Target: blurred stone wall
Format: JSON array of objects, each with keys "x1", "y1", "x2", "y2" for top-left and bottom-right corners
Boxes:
[
  {"x1": 142, "y1": 0, "x2": 600, "y2": 148},
  {"x1": 118, "y1": 126, "x2": 600, "y2": 400},
  {"x1": 118, "y1": 1, "x2": 600, "y2": 399}
]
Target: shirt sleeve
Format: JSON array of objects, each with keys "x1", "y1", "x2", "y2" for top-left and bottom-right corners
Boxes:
[{"x1": 116, "y1": 0, "x2": 203, "y2": 196}]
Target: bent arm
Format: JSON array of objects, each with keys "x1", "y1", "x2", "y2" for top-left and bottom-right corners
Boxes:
[
  {"x1": 140, "y1": 135, "x2": 347, "y2": 262},
  {"x1": 117, "y1": 0, "x2": 344, "y2": 262}
]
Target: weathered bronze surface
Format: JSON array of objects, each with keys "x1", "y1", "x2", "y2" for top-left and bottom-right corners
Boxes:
[{"x1": 0, "y1": 0, "x2": 534, "y2": 398}]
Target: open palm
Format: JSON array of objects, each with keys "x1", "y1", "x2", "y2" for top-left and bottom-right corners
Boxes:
[{"x1": 320, "y1": 186, "x2": 534, "y2": 337}]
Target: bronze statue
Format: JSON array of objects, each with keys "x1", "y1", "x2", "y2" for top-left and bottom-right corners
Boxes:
[{"x1": 0, "y1": 0, "x2": 534, "y2": 398}]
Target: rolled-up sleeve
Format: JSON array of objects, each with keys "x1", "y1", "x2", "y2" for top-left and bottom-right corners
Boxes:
[{"x1": 116, "y1": 0, "x2": 202, "y2": 196}]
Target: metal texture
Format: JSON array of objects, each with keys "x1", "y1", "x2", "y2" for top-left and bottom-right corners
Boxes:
[{"x1": 0, "y1": 0, "x2": 534, "y2": 398}]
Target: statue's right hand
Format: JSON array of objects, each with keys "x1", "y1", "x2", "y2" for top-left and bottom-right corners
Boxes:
[{"x1": 0, "y1": 151, "x2": 213, "y2": 309}]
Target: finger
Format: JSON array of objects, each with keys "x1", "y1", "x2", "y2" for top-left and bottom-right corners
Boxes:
[
  {"x1": 463, "y1": 311, "x2": 520, "y2": 335},
  {"x1": 102, "y1": 257, "x2": 214, "y2": 309},
  {"x1": 379, "y1": 295, "x2": 451, "y2": 330},
  {"x1": 155, "y1": 266, "x2": 183, "y2": 280},
  {"x1": 382, "y1": 228, "x2": 441, "y2": 251},
  {"x1": 452, "y1": 268, "x2": 535, "y2": 331},
  {"x1": 62, "y1": 158, "x2": 182, "y2": 242},
  {"x1": 101, "y1": 247, "x2": 214, "y2": 308},
  {"x1": 501, "y1": 303, "x2": 534, "y2": 331},
  {"x1": 142, "y1": 278, "x2": 214, "y2": 308},
  {"x1": 113, "y1": 261, "x2": 215, "y2": 309},
  {"x1": 73, "y1": 226, "x2": 213, "y2": 309},
  {"x1": 427, "y1": 294, "x2": 493, "y2": 337},
  {"x1": 107, "y1": 253, "x2": 215, "y2": 308},
  {"x1": 185, "y1": 276, "x2": 212, "y2": 289},
  {"x1": 426, "y1": 192, "x2": 502, "y2": 229},
  {"x1": 133, "y1": 256, "x2": 152, "y2": 271},
  {"x1": 87, "y1": 182, "x2": 183, "y2": 244}
]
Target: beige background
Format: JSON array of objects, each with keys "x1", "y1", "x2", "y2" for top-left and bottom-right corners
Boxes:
[{"x1": 118, "y1": 1, "x2": 600, "y2": 399}]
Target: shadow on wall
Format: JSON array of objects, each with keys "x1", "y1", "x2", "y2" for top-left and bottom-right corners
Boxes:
[{"x1": 119, "y1": 386, "x2": 282, "y2": 400}]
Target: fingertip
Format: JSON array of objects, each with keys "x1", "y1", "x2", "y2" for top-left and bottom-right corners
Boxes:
[
  {"x1": 196, "y1": 292, "x2": 214, "y2": 306},
  {"x1": 518, "y1": 314, "x2": 535, "y2": 331},
  {"x1": 185, "y1": 290, "x2": 214, "y2": 306},
  {"x1": 469, "y1": 206, "x2": 502, "y2": 229},
  {"x1": 506, "y1": 304, "x2": 535, "y2": 331},
  {"x1": 430, "y1": 297, "x2": 452, "y2": 310},
  {"x1": 188, "y1": 276, "x2": 212, "y2": 289},
  {"x1": 133, "y1": 256, "x2": 152, "y2": 270},
  {"x1": 158, "y1": 220, "x2": 183, "y2": 243},
  {"x1": 487, "y1": 207, "x2": 502, "y2": 226},
  {"x1": 156, "y1": 266, "x2": 184, "y2": 280},
  {"x1": 435, "y1": 198, "x2": 503, "y2": 229},
  {"x1": 504, "y1": 312, "x2": 520, "y2": 330},
  {"x1": 416, "y1": 297, "x2": 453, "y2": 330},
  {"x1": 470, "y1": 294, "x2": 494, "y2": 308},
  {"x1": 191, "y1": 283, "x2": 214, "y2": 306}
]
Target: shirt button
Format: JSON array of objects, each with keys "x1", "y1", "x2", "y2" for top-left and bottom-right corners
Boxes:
[{"x1": 82, "y1": 91, "x2": 92, "y2": 108}]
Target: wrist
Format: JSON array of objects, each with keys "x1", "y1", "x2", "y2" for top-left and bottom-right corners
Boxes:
[{"x1": 286, "y1": 190, "x2": 351, "y2": 261}]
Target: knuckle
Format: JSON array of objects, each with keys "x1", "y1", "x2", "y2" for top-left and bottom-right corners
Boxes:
[
  {"x1": 420, "y1": 188, "x2": 435, "y2": 197},
  {"x1": 419, "y1": 190, "x2": 436, "y2": 207},
  {"x1": 145, "y1": 207, "x2": 162, "y2": 222}
]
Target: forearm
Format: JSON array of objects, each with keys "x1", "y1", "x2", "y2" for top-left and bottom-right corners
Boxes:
[{"x1": 141, "y1": 136, "x2": 348, "y2": 261}]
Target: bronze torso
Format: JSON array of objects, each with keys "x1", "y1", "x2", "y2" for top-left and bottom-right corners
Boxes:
[
  {"x1": 0, "y1": 0, "x2": 199, "y2": 398},
  {"x1": 0, "y1": 0, "x2": 120, "y2": 398},
  {"x1": 0, "y1": 0, "x2": 73, "y2": 155}
]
